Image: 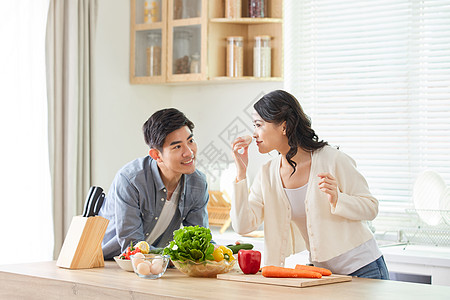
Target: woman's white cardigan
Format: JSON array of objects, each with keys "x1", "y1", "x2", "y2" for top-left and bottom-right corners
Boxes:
[{"x1": 231, "y1": 146, "x2": 378, "y2": 266}]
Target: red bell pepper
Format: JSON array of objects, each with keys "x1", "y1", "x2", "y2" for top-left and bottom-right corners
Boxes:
[{"x1": 238, "y1": 249, "x2": 261, "y2": 274}]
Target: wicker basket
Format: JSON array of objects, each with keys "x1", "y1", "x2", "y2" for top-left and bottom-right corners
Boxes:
[{"x1": 207, "y1": 191, "x2": 231, "y2": 233}]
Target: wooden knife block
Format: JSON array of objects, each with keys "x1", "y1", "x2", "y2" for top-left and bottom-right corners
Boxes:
[{"x1": 56, "y1": 215, "x2": 109, "y2": 269}]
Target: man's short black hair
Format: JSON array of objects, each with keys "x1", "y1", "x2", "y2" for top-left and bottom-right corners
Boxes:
[{"x1": 142, "y1": 108, "x2": 194, "y2": 150}]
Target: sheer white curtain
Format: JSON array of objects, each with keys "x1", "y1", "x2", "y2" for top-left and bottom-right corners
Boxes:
[
  {"x1": 46, "y1": 0, "x2": 98, "y2": 258},
  {"x1": 284, "y1": 0, "x2": 450, "y2": 242},
  {"x1": 0, "y1": 0, "x2": 53, "y2": 264}
]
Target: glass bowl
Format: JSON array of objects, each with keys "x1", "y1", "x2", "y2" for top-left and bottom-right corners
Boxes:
[
  {"x1": 130, "y1": 254, "x2": 170, "y2": 279},
  {"x1": 172, "y1": 259, "x2": 236, "y2": 277}
]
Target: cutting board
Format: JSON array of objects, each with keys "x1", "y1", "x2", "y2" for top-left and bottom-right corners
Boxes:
[{"x1": 217, "y1": 271, "x2": 352, "y2": 288}]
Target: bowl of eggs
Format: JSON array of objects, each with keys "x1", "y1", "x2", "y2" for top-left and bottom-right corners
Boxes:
[{"x1": 130, "y1": 253, "x2": 170, "y2": 279}]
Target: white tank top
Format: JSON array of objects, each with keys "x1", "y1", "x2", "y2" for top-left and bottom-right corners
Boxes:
[{"x1": 284, "y1": 184, "x2": 309, "y2": 243}]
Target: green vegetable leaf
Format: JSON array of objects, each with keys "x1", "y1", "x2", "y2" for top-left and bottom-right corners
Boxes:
[
  {"x1": 163, "y1": 225, "x2": 214, "y2": 262},
  {"x1": 189, "y1": 249, "x2": 204, "y2": 261}
]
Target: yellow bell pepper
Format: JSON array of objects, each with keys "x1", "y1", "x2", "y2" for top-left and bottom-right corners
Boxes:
[
  {"x1": 219, "y1": 245, "x2": 235, "y2": 261},
  {"x1": 212, "y1": 246, "x2": 235, "y2": 262},
  {"x1": 212, "y1": 247, "x2": 224, "y2": 262}
]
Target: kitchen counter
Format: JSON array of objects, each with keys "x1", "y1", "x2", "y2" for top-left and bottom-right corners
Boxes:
[
  {"x1": 211, "y1": 228, "x2": 450, "y2": 286},
  {"x1": 381, "y1": 244, "x2": 450, "y2": 285},
  {"x1": 1, "y1": 261, "x2": 450, "y2": 299}
]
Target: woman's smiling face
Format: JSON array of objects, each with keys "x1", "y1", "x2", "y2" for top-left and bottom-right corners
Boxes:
[{"x1": 252, "y1": 110, "x2": 287, "y2": 154}]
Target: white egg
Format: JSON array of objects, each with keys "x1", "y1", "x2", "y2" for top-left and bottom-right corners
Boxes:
[
  {"x1": 132, "y1": 252, "x2": 146, "y2": 268},
  {"x1": 150, "y1": 259, "x2": 164, "y2": 275},
  {"x1": 136, "y1": 261, "x2": 151, "y2": 275}
]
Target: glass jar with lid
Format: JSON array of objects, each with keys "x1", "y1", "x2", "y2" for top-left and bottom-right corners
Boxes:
[
  {"x1": 146, "y1": 32, "x2": 162, "y2": 76},
  {"x1": 225, "y1": 0, "x2": 241, "y2": 18},
  {"x1": 190, "y1": 52, "x2": 201, "y2": 74},
  {"x1": 174, "y1": 0, "x2": 201, "y2": 19},
  {"x1": 227, "y1": 36, "x2": 244, "y2": 77},
  {"x1": 248, "y1": 0, "x2": 267, "y2": 18},
  {"x1": 144, "y1": 0, "x2": 161, "y2": 23},
  {"x1": 253, "y1": 35, "x2": 271, "y2": 77},
  {"x1": 173, "y1": 30, "x2": 192, "y2": 74}
]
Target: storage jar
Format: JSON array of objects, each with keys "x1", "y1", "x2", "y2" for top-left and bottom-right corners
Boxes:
[
  {"x1": 226, "y1": 36, "x2": 244, "y2": 77},
  {"x1": 144, "y1": 0, "x2": 160, "y2": 23},
  {"x1": 225, "y1": 0, "x2": 241, "y2": 18},
  {"x1": 173, "y1": 30, "x2": 192, "y2": 74},
  {"x1": 146, "y1": 32, "x2": 162, "y2": 76},
  {"x1": 249, "y1": 0, "x2": 267, "y2": 18},
  {"x1": 253, "y1": 35, "x2": 271, "y2": 77}
]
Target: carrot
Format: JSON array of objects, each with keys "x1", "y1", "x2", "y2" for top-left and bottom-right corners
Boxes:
[
  {"x1": 295, "y1": 264, "x2": 332, "y2": 276},
  {"x1": 261, "y1": 266, "x2": 322, "y2": 278}
]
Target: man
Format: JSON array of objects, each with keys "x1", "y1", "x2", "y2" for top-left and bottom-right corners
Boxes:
[{"x1": 99, "y1": 108, "x2": 210, "y2": 259}]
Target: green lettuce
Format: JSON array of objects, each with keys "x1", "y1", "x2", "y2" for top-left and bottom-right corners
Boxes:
[{"x1": 163, "y1": 225, "x2": 214, "y2": 262}]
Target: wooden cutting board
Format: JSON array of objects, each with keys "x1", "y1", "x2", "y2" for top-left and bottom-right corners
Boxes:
[{"x1": 217, "y1": 271, "x2": 352, "y2": 288}]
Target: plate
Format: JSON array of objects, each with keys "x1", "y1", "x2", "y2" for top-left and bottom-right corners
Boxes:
[
  {"x1": 440, "y1": 187, "x2": 450, "y2": 225},
  {"x1": 413, "y1": 171, "x2": 446, "y2": 226}
]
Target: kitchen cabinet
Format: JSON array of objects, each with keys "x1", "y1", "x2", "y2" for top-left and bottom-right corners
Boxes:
[{"x1": 130, "y1": 0, "x2": 283, "y2": 84}]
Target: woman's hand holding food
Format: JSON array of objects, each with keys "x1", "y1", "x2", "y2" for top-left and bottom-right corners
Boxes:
[
  {"x1": 231, "y1": 135, "x2": 252, "y2": 182},
  {"x1": 318, "y1": 172, "x2": 338, "y2": 207}
]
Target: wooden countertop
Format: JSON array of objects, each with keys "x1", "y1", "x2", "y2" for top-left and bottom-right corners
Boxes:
[{"x1": 1, "y1": 261, "x2": 449, "y2": 299}]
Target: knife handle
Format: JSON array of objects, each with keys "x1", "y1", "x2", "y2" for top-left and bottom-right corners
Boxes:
[
  {"x1": 82, "y1": 186, "x2": 96, "y2": 217},
  {"x1": 93, "y1": 193, "x2": 105, "y2": 216},
  {"x1": 87, "y1": 186, "x2": 103, "y2": 217}
]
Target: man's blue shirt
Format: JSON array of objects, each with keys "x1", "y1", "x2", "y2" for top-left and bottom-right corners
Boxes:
[{"x1": 99, "y1": 156, "x2": 209, "y2": 259}]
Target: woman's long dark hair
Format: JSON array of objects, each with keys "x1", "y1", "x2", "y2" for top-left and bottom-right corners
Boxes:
[{"x1": 254, "y1": 90, "x2": 328, "y2": 175}]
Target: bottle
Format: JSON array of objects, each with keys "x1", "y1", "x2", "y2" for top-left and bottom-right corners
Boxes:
[
  {"x1": 248, "y1": 0, "x2": 267, "y2": 18},
  {"x1": 227, "y1": 36, "x2": 244, "y2": 77},
  {"x1": 146, "y1": 32, "x2": 162, "y2": 76},
  {"x1": 173, "y1": 30, "x2": 192, "y2": 74},
  {"x1": 174, "y1": 0, "x2": 200, "y2": 19},
  {"x1": 253, "y1": 35, "x2": 271, "y2": 77},
  {"x1": 190, "y1": 53, "x2": 201, "y2": 74},
  {"x1": 144, "y1": 0, "x2": 160, "y2": 23},
  {"x1": 225, "y1": 0, "x2": 241, "y2": 18}
]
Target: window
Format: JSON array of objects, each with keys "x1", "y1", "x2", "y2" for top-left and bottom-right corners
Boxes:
[
  {"x1": 285, "y1": 0, "x2": 450, "y2": 245},
  {"x1": 0, "y1": 0, "x2": 53, "y2": 263}
]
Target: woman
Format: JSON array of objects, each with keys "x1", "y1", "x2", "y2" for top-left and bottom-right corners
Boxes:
[{"x1": 230, "y1": 90, "x2": 389, "y2": 279}]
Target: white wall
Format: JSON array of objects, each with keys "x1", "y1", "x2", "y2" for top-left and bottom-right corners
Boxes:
[
  {"x1": 93, "y1": 0, "x2": 282, "y2": 192},
  {"x1": 93, "y1": 0, "x2": 170, "y2": 190},
  {"x1": 170, "y1": 83, "x2": 282, "y2": 190}
]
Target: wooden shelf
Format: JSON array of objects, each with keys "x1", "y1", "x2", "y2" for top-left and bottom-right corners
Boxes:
[
  {"x1": 211, "y1": 76, "x2": 283, "y2": 82},
  {"x1": 172, "y1": 17, "x2": 203, "y2": 27},
  {"x1": 210, "y1": 18, "x2": 283, "y2": 24},
  {"x1": 135, "y1": 22, "x2": 164, "y2": 31}
]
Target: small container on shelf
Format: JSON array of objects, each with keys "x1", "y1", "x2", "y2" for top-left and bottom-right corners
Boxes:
[
  {"x1": 174, "y1": 0, "x2": 201, "y2": 19},
  {"x1": 146, "y1": 32, "x2": 162, "y2": 76},
  {"x1": 144, "y1": 0, "x2": 160, "y2": 23},
  {"x1": 225, "y1": 0, "x2": 241, "y2": 18},
  {"x1": 190, "y1": 52, "x2": 201, "y2": 73},
  {"x1": 248, "y1": 0, "x2": 267, "y2": 18},
  {"x1": 173, "y1": 30, "x2": 192, "y2": 74},
  {"x1": 253, "y1": 35, "x2": 271, "y2": 77},
  {"x1": 226, "y1": 36, "x2": 244, "y2": 77}
]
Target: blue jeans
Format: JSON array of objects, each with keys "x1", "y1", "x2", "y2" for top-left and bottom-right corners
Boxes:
[{"x1": 349, "y1": 256, "x2": 390, "y2": 279}]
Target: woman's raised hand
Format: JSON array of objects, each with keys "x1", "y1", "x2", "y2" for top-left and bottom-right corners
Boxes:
[
  {"x1": 231, "y1": 135, "x2": 252, "y2": 181},
  {"x1": 318, "y1": 172, "x2": 338, "y2": 207}
]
